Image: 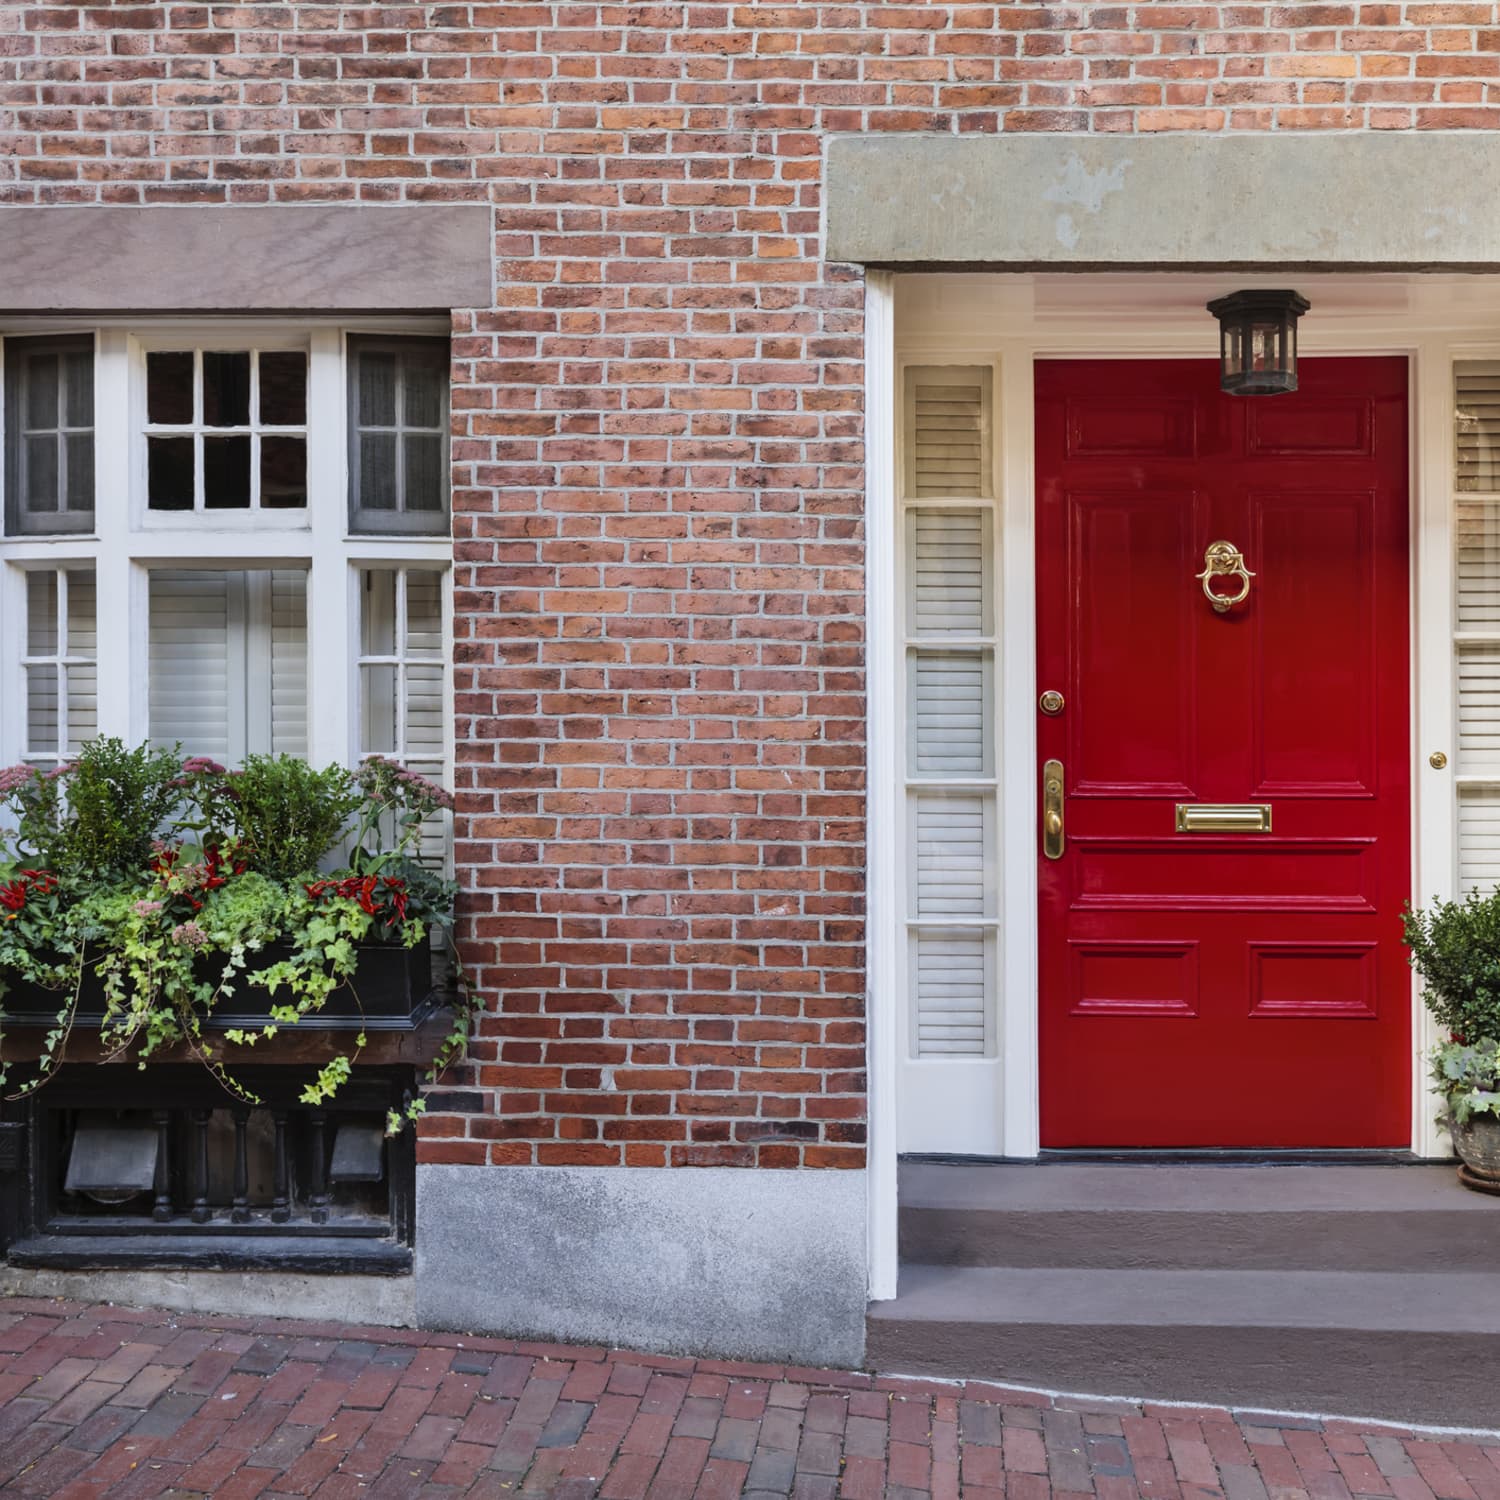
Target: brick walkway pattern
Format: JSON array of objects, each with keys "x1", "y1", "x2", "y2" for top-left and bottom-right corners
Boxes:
[{"x1": 0, "y1": 1298, "x2": 1496, "y2": 1500}]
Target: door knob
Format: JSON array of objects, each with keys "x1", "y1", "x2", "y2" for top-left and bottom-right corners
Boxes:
[{"x1": 1043, "y1": 759, "x2": 1065, "y2": 860}]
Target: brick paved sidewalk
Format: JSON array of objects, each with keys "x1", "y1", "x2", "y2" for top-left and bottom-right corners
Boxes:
[{"x1": 0, "y1": 1298, "x2": 1496, "y2": 1499}]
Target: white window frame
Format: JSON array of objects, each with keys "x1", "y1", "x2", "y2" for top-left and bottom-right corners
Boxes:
[{"x1": 0, "y1": 318, "x2": 454, "y2": 831}]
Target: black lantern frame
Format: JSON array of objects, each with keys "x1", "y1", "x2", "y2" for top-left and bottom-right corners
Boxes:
[{"x1": 1207, "y1": 289, "x2": 1310, "y2": 396}]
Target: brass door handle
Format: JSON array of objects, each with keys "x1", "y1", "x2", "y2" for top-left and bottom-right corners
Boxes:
[
  {"x1": 1043, "y1": 759, "x2": 1065, "y2": 859},
  {"x1": 1196, "y1": 539, "x2": 1255, "y2": 614}
]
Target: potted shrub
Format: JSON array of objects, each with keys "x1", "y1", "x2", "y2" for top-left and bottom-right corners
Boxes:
[
  {"x1": 1403, "y1": 888, "x2": 1500, "y2": 1192},
  {"x1": 0, "y1": 739, "x2": 470, "y2": 1130}
]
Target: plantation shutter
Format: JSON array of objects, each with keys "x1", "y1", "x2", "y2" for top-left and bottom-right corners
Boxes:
[
  {"x1": 1457, "y1": 362, "x2": 1500, "y2": 494},
  {"x1": 905, "y1": 366, "x2": 992, "y2": 500},
  {"x1": 901, "y1": 368, "x2": 998, "y2": 1059},
  {"x1": 911, "y1": 930, "x2": 990, "y2": 1056},
  {"x1": 23, "y1": 567, "x2": 97, "y2": 763},
  {"x1": 148, "y1": 569, "x2": 308, "y2": 762},
  {"x1": 1456, "y1": 363, "x2": 1500, "y2": 893}
]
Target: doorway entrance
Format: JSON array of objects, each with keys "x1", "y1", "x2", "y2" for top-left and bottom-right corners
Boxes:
[{"x1": 1035, "y1": 356, "x2": 1411, "y2": 1147}]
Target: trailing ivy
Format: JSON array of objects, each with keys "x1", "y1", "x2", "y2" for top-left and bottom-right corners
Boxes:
[{"x1": 0, "y1": 741, "x2": 474, "y2": 1133}]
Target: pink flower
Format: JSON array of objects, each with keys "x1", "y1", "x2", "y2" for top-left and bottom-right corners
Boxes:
[
  {"x1": 134, "y1": 900, "x2": 163, "y2": 917},
  {"x1": 0, "y1": 764, "x2": 34, "y2": 794},
  {"x1": 171, "y1": 921, "x2": 208, "y2": 949}
]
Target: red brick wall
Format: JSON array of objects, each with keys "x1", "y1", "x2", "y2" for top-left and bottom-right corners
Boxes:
[{"x1": 9, "y1": 1, "x2": 1499, "y2": 1169}]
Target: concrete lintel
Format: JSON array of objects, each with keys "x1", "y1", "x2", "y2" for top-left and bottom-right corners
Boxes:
[
  {"x1": 825, "y1": 133, "x2": 1500, "y2": 270},
  {"x1": 415, "y1": 1164, "x2": 868, "y2": 1367},
  {"x1": 0, "y1": 204, "x2": 494, "y2": 313}
]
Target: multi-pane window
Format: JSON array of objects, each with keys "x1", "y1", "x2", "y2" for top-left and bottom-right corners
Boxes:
[
  {"x1": 144, "y1": 346, "x2": 309, "y2": 513},
  {"x1": 1455, "y1": 361, "x2": 1500, "y2": 891},
  {"x1": 21, "y1": 567, "x2": 97, "y2": 765},
  {"x1": 2, "y1": 324, "x2": 453, "y2": 854},
  {"x1": 347, "y1": 336, "x2": 449, "y2": 535},
  {"x1": 4, "y1": 336, "x2": 95, "y2": 535},
  {"x1": 900, "y1": 366, "x2": 999, "y2": 1058}
]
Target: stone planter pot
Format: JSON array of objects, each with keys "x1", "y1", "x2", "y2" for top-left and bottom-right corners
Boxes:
[
  {"x1": 1, "y1": 941, "x2": 442, "y2": 1034},
  {"x1": 1450, "y1": 1112, "x2": 1500, "y2": 1194}
]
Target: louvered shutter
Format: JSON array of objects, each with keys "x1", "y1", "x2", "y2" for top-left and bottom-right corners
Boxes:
[
  {"x1": 269, "y1": 570, "x2": 308, "y2": 758},
  {"x1": 901, "y1": 365, "x2": 997, "y2": 1059},
  {"x1": 913, "y1": 792, "x2": 990, "y2": 919},
  {"x1": 1460, "y1": 790, "x2": 1500, "y2": 894},
  {"x1": 149, "y1": 569, "x2": 307, "y2": 762},
  {"x1": 904, "y1": 366, "x2": 992, "y2": 499},
  {"x1": 1455, "y1": 363, "x2": 1500, "y2": 893},
  {"x1": 908, "y1": 508, "x2": 991, "y2": 635},
  {"x1": 910, "y1": 930, "x2": 991, "y2": 1056},
  {"x1": 1457, "y1": 362, "x2": 1500, "y2": 494},
  {"x1": 909, "y1": 652, "x2": 991, "y2": 778}
]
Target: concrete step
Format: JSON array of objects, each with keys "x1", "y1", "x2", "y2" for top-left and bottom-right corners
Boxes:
[
  {"x1": 900, "y1": 1161, "x2": 1500, "y2": 1271},
  {"x1": 867, "y1": 1264, "x2": 1500, "y2": 1427}
]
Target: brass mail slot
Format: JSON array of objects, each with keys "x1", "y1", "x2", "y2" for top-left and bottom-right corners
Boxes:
[{"x1": 1174, "y1": 803, "x2": 1272, "y2": 834}]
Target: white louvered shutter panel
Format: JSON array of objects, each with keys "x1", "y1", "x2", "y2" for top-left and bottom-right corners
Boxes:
[
  {"x1": 1457, "y1": 362, "x2": 1500, "y2": 494},
  {"x1": 909, "y1": 652, "x2": 991, "y2": 778},
  {"x1": 1455, "y1": 499, "x2": 1500, "y2": 630},
  {"x1": 913, "y1": 792, "x2": 990, "y2": 919},
  {"x1": 1459, "y1": 645, "x2": 1500, "y2": 777},
  {"x1": 404, "y1": 571, "x2": 448, "y2": 863},
  {"x1": 269, "y1": 569, "x2": 308, "y2": 758},
  {"x1": 905, "y1": 366, "x2": 992, "y2": 499},
  {"x1": 911, "y1": 930, "x2": 989, "y2": 1056},
  {"x1": 64, "y1": 569, "x2": 97, "y2": 752},
  {"x1": 908, "y1": 508, "x2": 990, "y2": 635},
  {"x1": 150, "y1": 570, "x2": 232, "y2": 761},
  {"x1": 1460, "y1": 790, "x2": 1500, "y2": 894},
  {"x1": 24, "y1": 569, "x2": 96, "y2": 761},
  {"x1": 150, "y1": 569, "x2": 308, "y2": 763}
]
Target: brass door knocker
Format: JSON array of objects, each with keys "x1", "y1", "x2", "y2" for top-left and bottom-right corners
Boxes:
[{"x1": 1196, "y1": 540, "x2": 1255, "y2": 614}]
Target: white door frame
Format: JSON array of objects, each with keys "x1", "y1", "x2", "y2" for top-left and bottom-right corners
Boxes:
[{"x1": 867, "y1": 271, "x2": 1494, "y2": 1300}]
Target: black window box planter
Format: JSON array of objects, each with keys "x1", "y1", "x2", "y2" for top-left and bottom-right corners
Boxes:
[{"x1": 0, "y1": 940, "x2": 444, "y2": 1033}]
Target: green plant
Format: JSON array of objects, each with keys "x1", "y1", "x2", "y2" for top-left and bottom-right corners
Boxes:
[
  {"x1": 1403, "y1": 888, "x2": 1500, "y2": 1043},
  {"x1": 0, "y1": 746, "x2": 472, "y2": 1130},
  {"x1": 1404, "y1": 888, "x2": 1500, "y2": 1126},
  {"x1": 3, "y1": 739, "x2": 186, "y2": 879},
  {"x1": 226, "y1": 755, "x2": 362, "y2": 881}
]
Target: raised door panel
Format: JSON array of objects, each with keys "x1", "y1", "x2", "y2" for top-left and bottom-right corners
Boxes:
[
  {"x1": 1250, "y1": 492, "x2": 1376, "y2": 797},
  {"x1": 1068, "y1": 492, "x2": 1199, "y2": 797}
]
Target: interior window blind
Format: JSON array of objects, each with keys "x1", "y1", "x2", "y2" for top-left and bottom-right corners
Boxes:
[{"x1": 148, "y1": 569, "x2": 308, "y2": 762}]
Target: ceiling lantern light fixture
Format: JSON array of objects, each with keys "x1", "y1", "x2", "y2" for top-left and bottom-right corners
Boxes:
[{"x1": 1206, "y1": 289, "x2": 1310, "y2": 396}]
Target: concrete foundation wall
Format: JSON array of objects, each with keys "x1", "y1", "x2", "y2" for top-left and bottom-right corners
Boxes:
[
  {"x1": 414, "y1": 1164, "x2": 868, "y2": 1367},
  {"x1": 0, "y1": 1265, "x2": 416, "y2": 1327}
]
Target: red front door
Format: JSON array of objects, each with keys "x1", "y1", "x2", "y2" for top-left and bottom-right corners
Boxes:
[{"x1": 1036, "y1": 357, "x2": 1411, "y2": 1148}]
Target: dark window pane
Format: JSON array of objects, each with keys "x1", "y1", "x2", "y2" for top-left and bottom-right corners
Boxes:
[
  {"x1": 403, "y1": 433, "x2": 442, "y2": 512},
  {"x1": 65, "y1": 432, "x2": 93, "y2": 511},
  {"x1": 203, "y1": 351, "x2": 250, "y2": 427},
  {"x1": 358, "y1": 352, "x2": 397, "y2": 427},
  {"x1": 360, "y1": 431, "x2": 398, "y2": 510},
  {"x1": 147, "y1": 352, "x2": 194, "y2": 425},
  {"x1": 258, "y1": 351, "x2": 307, "y2": 426},
  {"x1": 64, "y1": 349, "x2": 93, "y2": 427},
  {"x1": 25, "y1": 434, "x2": 57, "y2": 512},
  {"x1": 25, "y1": 354, "x2": 58, "y2": 430},
  {"x1": 148, "y1": 435, "x2": 195, "y2": 510},
  {"x1": 204, "y1": 435, "x2": 251, "y2": 507},
  {"x1": 403, "y1": 359, "x2": 443, "y2": 428},
  {"x1": 260, "y1": 436, "x2": 306, "y2": 508}
]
